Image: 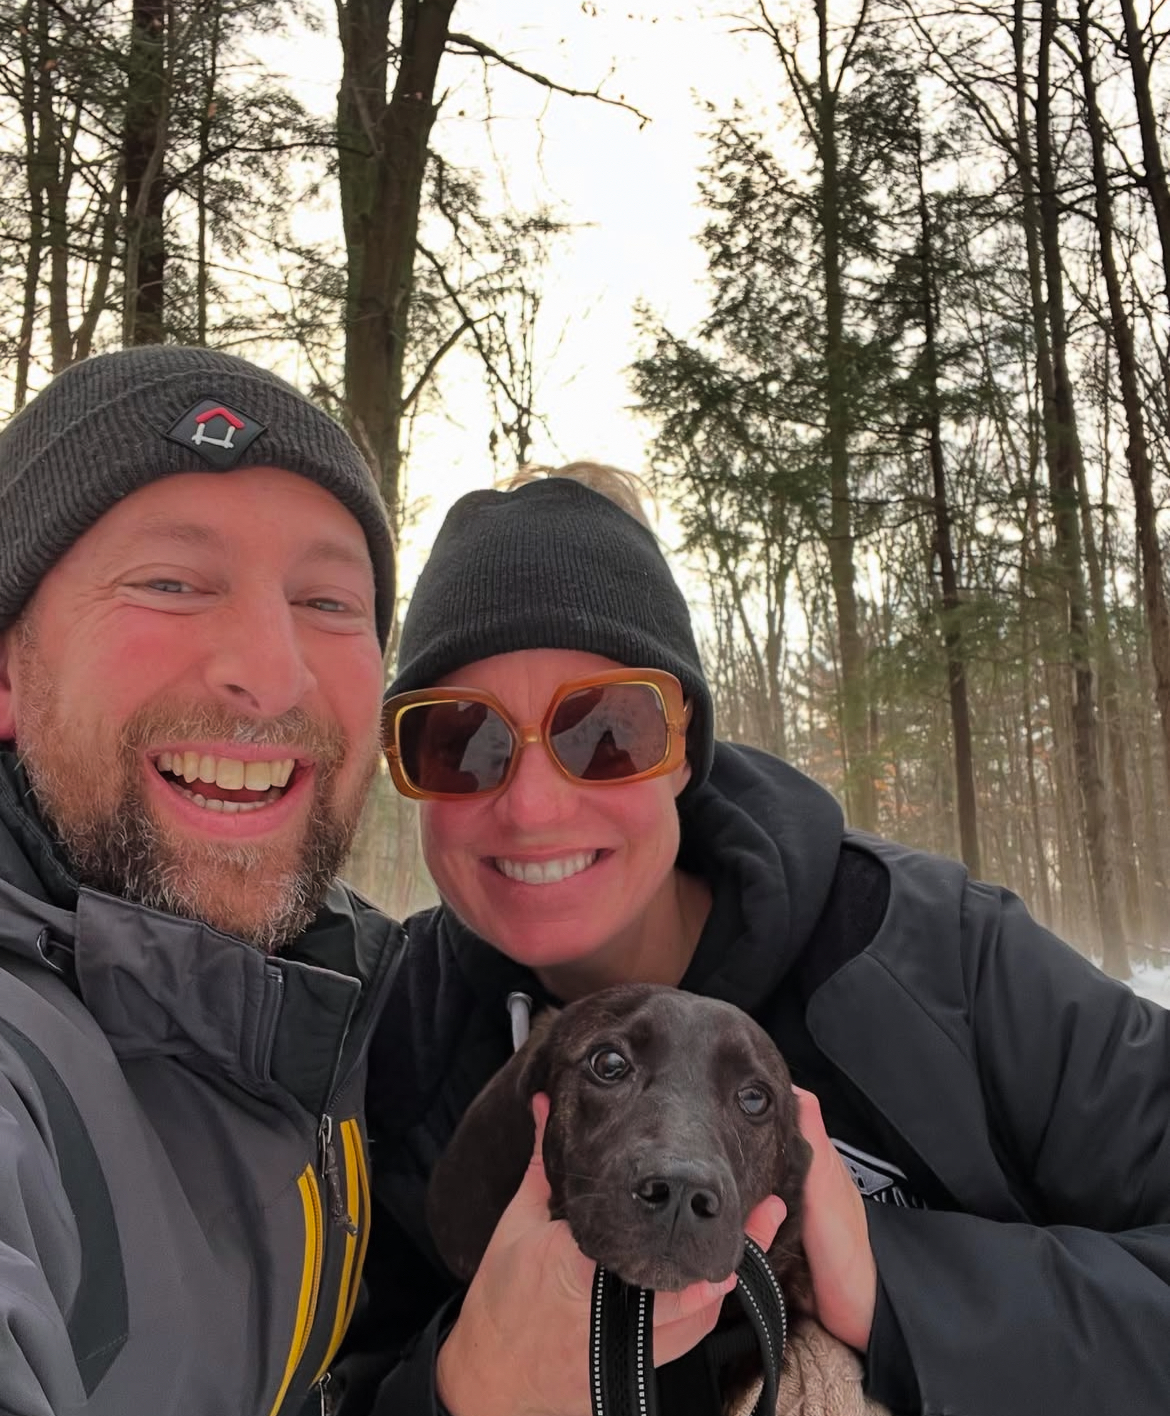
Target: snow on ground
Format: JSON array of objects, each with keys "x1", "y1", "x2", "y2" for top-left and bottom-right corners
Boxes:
[{"x1": 1128, "y1": 961, "x2": 1170, "y2": 1010}]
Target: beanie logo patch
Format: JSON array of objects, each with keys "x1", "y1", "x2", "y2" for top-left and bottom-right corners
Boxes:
[{"x1": 166, "y1": 398, "x2": 266, "y2": 470}]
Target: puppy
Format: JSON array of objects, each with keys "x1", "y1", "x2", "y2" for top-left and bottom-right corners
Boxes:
[
  {"x1": 427, "y1": 983, "x2": 811, "y2": 1301},
  {"x1": 428, "y1": 984, "x2": 890, "y2": 1415}
]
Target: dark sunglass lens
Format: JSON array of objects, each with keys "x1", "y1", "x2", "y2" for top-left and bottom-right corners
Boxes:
[
  {"x1": 549, "y1": 683, "x2": 668, "y2": 781},
  {"x1": 399, "y1": 700, "x2": 513, "y2": 794}
]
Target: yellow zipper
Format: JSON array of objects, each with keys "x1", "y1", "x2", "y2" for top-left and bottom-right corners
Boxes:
[
  {"x1": 267, "y1": 1166, "x2": 324, "y2": 1416},
  {"x1": 314, "y1": 1117, "x2": 371, "y2": 1380}
]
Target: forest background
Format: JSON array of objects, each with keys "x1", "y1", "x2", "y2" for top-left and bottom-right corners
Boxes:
[{"x1": 3, "y1": 0, "x2": 1170, "y2": 984}]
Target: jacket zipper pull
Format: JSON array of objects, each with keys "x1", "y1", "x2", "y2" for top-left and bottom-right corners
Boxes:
[{"x1": 317, "y1": 1114, "x2": 358, "y2": 1236}]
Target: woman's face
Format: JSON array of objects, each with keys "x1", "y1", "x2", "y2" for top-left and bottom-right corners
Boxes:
[{"x1": 418, "y1": 648, "x2": 692, "y2": 986}]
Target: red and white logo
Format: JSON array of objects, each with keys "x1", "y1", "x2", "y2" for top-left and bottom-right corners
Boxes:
[
  {"x1": 190, "y1": 405, "x2": 246, "y2": 451},
  {"x1": 166, "y1": 397, "x2": 266, "y2": 470}
]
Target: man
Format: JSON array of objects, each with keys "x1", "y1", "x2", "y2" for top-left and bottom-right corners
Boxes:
[{"x1": 0, "y1": 345, "x2": 400, "y2": 1416}]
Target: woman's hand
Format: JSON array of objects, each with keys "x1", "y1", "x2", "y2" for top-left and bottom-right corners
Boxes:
[
  {"x1": 794, "y1": 1086, "x2": 877, "y2": 1352},
  {"x1": 436, "y1": 1095, "x2": 786, "y2": 1416}
]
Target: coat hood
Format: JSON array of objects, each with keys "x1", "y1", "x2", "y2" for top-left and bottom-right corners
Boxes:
[{"x1": 675, "y1": 740, "x2": 844, "y2": 1010}]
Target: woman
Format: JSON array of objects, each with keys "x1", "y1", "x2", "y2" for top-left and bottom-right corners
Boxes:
[{"x1": 339, "y1": 467, "x2": 1170, "y2": 1416}]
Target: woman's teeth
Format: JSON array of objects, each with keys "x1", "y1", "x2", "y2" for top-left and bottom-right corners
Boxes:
[{"x1": 494, "y1": 852, "x2": 598, "y2": 885}]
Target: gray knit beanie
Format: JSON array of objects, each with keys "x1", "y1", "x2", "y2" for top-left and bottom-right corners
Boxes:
[
  {"x1": 0, "y1": 346, "x2": 395, "y2": 646},
  {"x1": 390, "y1": 477, "x2": 714, "y2": 789}
]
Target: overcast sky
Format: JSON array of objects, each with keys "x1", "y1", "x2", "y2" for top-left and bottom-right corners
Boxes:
[{"x1": 276, "y1": 3, "x2": 792, "y2": 587}]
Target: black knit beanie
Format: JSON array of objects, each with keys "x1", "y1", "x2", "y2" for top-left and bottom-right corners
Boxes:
[
  {"x1": 391, "y1": 478, "x2": 714, "y2": 788},
  {"x1": 0, "y1": 346, "x2": 395, "y2": 647}
]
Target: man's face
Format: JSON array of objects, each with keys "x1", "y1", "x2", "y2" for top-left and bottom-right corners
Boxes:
[{"x1": 0, "y1": 466, "x2": 385, "y2": 951}]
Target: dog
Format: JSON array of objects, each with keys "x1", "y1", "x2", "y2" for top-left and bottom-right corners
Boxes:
[{"x1": 427, "y1": 983, "x2": 890, "y2": 1416}]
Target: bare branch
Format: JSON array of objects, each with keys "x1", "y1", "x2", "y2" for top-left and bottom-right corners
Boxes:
[
  {"x1": 445, "y1": 32, "x2": 651, "y2": 128},
  {"x1": 402, "y1": 313, "x2": 478, "y2": 411},
  {"x1": 416, "y1": 238, "x2": 529, "y2": 420}
]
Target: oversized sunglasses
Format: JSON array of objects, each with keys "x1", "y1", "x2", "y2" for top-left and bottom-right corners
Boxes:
[{"x1": 381, "y1": 668, "x2": 688, "y2": 800}]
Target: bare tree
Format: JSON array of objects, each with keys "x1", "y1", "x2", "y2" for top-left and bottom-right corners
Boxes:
[
  {"x1": 910, "y1": 118, "x2": 981, "y2": 875},
  {"x1": 1076, "y1": 0, "x2": 1170, "y2": 838},
  {"x1": 1034, "y1": 0, "x2": 1124, "y2": 967}
]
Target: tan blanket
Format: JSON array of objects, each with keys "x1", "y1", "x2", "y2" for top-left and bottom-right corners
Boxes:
[{"x1": 727, "y1": 1317, "x2": 892, "y2": 1416}]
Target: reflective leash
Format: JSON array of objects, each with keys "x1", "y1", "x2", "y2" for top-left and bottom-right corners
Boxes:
[{"x1": 589, "y1": 1237, "x2": 787, "y2": 1416}]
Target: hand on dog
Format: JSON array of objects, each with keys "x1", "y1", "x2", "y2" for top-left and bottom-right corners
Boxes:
[
  {"x1": 794, "y1": 1087, "x2": 877, "y2": 1353},
  {"x1": 436, "y1": 1094, "x2": 787, "y2": 1416},
  {"x1": 435, "y1": 1091, "x2": 593, "y2": 1416}
]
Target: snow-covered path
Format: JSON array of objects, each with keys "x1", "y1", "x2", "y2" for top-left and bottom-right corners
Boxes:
[{"x1": 1129, "y1": 961, "x2": 1170, "y2": 1009}]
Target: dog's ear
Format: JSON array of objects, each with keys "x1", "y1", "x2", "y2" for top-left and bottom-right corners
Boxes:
[{"x1": 425, "y1": 1010, "x2": 557, "y2": 1282}]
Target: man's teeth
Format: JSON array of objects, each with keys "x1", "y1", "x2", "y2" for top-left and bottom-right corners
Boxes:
[
  {"x1": 495, "y1": 852, "x2": 598, "y2": 885},
  {"x1": 176, "y1": 788, "x2": 282, "y2": 814},
  {"x1": 156, "y1": 750, "x2": 295, "y2": 791}
]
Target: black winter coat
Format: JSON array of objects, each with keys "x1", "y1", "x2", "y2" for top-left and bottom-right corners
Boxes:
[{"x1": 337, "y1": 742, "x2": 1170, "y2": 1416}]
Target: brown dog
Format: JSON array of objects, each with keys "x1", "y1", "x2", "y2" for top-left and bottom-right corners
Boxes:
[{"x1": 427, "y1": 983, "x2": 891, "y2": 1416}]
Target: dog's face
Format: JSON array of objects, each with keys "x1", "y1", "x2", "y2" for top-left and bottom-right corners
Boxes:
[
  {"x1": 427, "y1": 984, "x2": 812, "y2": 1295},
  {"x1": 536, "y1": 986, "x2": 809, "y2": 1290}
]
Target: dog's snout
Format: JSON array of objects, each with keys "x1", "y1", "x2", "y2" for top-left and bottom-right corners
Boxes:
[{"x1": 632, "y1": 1163, "x2": 723, "y2": 1223}]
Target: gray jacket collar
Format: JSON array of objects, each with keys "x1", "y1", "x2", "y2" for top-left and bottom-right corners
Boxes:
[
  {"x1": 0, "y1": 871, "x2": 373, "y2": 1116},
  {"x1": 0, "y1": 755, "x2": 402, "y2": 1118}
]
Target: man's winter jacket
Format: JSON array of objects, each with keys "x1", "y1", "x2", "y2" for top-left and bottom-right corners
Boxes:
[
  {"x1": 0, "y1": 755, "x2": 403, "y2": 1416},
  {"x1": 338, "y1": 740, "x2": 1170, "y2": 1416}
]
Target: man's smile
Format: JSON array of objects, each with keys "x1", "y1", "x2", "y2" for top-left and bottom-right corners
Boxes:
[{"x1": 152, "y1": 749, "x2": 305, "y2": 816}]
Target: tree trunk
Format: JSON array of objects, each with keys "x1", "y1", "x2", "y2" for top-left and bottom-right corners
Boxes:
[
  {"x1": 336, "y1": 0, "x2": 457, "y2": 528},
  {"x1": 194, "y1": 2, "x2": 222, "y2": 346},
  {"x1": 1035, "y1": 0, "x2": 1125, "y2": 971},
  {"x1": 43, "y1": 118, "x2": 73, "y2": 371},
  {"x1": 1074, "y1": 442, "x2": 1140, "y2": 939},
  {"x1": 15, "y1": 1, "x2": 48, "y2": 406},
  {"x1": 1078, "y1": 0, "x2": 1170, "y2": 853},
  {"x1": 915, "y1": 137, "x2": 980, "y2": 875},
  {"x1": 1135, "y1": 629, "x2": 1170, "y2": 933},
  {"x1": 15, "y1": 0, "x2": 75, "y2": 374},
  {"x1": 1042, "y1": 657, "x2": 1076, "y2": 939},
  {"x1": 816, "y1": 0, "x2": 875, "y2": 831},
  {"x1": 335, "y1": 0, "x2": 455, "y2": 887},
  {"x1": 1022, "y1": 666, "x2": 1054, "y2": 924},
  {"x1": 1117, "y1": 0, "x2": 1170, "y2": 374},
  {"x1": 123, "y1": 0, "x2": 169, "y2": 345},
  {"x1": 343, "y1": 768, "x2": 435, "y2": 918},
  {"x1": 1016, "y1": 449, "x2": 1057, "y2": 924},
  {"x1": 74, "y1": 166, "x2": 124, "y2": 363}
]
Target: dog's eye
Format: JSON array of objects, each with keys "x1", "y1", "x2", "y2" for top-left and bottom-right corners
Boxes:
[
  {"x1": 589, "y1": 1048, "x2": 630, "y2": 1082},
  {"x1": 737, "y1": 1085, "x2": 771, "y2": 1116}
]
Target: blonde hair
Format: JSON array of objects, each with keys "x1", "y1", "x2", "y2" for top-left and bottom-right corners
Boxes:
[{"x1": 498, "y1": 461, "x2": 654, "y2": 530}]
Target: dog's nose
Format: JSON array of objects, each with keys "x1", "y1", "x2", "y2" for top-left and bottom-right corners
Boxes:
[{"x1": 633, "y1": 1164, "x2": 722, "y2": 1222}]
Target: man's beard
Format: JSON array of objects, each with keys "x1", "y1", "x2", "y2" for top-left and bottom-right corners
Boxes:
[{"x1": 12, "y1": 626, "x2": 378, "y2": 952}]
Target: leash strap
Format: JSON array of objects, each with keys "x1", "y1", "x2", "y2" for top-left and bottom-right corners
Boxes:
[
  {"x1": 589, "y1": 1238, "x2": 786, "y2": 1416},
  {"x1": 733, "y1": 1238, "x2": 787, "y2": 1416},
  {"x1": 590, "y1": 1264, "x2": 657, "y2": 1416}
]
